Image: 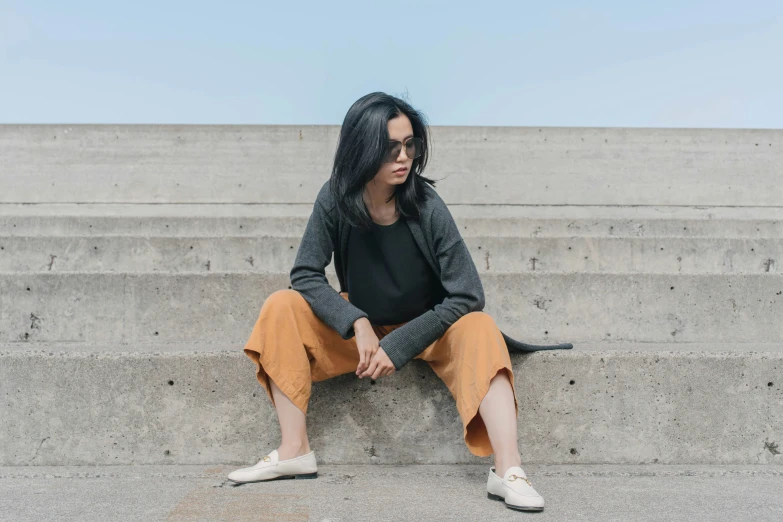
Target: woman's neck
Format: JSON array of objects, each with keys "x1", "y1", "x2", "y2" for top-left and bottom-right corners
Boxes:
[
  {"x1": 363, "y1": 181, "x2": 398, "y2": 224},
  {"x1": 363, "y1": 180, "x2": 394, "y2": 209}
]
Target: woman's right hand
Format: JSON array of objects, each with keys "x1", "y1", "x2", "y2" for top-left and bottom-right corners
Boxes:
[{"x1": 354, "y1": 318, "x2": 380, "y2": 376}]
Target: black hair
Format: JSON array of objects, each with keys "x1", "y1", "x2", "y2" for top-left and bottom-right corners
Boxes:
[{"x1": 329, "y1": 92, "x2": 436, "y2": 230}]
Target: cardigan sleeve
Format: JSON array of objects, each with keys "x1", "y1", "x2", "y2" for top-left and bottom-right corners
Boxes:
[
  {"x1": 289, "y1": 197, "x2": 369, "y2": 340},
  {"x1": 378, "y1": 200, "x2": 485, "y2": 370}
]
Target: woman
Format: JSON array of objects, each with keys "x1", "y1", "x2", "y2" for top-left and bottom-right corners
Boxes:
[{"x1": 228, "y1": 92, "x2": 572, "y2": 512}]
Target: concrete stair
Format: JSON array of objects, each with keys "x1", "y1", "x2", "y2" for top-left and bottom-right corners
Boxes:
[{"x1": 1, "y1": 125, "x2": 782, "y2": 477}]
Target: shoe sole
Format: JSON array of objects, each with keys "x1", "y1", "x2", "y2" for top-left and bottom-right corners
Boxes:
[
  {"x1": 227, "y1": 472, "x2": 318, "y2": 485},
  {"x1": 487, "y1": 491, "x2": 544, "y2": 512}
]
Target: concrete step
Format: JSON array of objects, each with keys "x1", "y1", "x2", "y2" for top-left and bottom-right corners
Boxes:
[
  {"x1": 3, "y1": 125, "x2": 781, "y2": 206},
  {"x1": 2, "y1": 347, "x2": 781, "y2": 466},
  {"x1": 1, "y1": 235, "x2": 781, "y2": 274},
  {"x1": 3, "y1": 203, "x2": 783, "y2": 238},
  {"x1": 2, "y1": 273, "x2": 781, "y2": 344},
  {"x1": 2, "y1": 464, "x2": 782, "y2": 521}
]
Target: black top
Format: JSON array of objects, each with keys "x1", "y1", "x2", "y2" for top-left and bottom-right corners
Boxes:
[{"x1": 346, "y1": 216, "x2": 448, "y2": 325}]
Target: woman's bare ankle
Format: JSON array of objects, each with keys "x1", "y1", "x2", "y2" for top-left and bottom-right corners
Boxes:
[{"x1": 277, "y1": 441, "x2": 311, "y2": 460}]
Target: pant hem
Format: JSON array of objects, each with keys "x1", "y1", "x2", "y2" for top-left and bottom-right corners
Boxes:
[{"x1": 244, "y1": 347, "x2": 310, "y2": 416}]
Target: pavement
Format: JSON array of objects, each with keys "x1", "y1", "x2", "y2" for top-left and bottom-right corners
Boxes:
[{"x1": 2, "y1": 464, "x2": 783, "y2": 521}]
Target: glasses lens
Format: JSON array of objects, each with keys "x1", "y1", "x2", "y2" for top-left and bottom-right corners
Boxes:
[
  {"x1": 385, "y1": 143, "x2": 401, "y2": 163},
  {"x1": 385, "y1": 137, "x2": 422, "y2": 162},
  {"x1": 407, "y1": 137, "x2": 422, "y2": 159}
]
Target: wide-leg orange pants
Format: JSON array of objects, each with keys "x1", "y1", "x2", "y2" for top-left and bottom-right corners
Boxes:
[{"x1": 243, "y1": 289, "x2": 519, "y2": 457}]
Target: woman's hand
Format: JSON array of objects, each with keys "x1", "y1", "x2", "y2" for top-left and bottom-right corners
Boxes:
[
  {"x1": 359, "y1": 347, "x2": 396, "y2": 380},
  {"x1": 354, "y1": 318, "x2": 395, "y2": 379}
]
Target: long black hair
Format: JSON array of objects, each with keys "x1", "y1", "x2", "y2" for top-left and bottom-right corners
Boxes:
[{"x1": 329, "y1": 92, "x2": 437, "y2": 230}]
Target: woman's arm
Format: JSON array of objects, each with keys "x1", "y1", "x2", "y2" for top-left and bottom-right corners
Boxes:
[{"x1": 289, "y1": 196, "x2": 369, "y2": 339}]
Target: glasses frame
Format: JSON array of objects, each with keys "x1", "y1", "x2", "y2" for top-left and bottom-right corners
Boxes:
[{"x1": 383, "y1": 137, "x2": 422, "y2": 164}]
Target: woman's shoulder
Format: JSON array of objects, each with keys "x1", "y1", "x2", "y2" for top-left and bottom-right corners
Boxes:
[
  {"x1": 416, "y1": 182, "x2": 463, "y2": 250},
  {"x1": 314, "y1": 179, "x2": 339, "y2": 217},
  {"x1": 416, "y1": 181, "x2": 447, "y2": 215},
  {"x1": 418, "y1": 181, "x2": 454, "y2": 224},
  {"x1": 316, "y1": 179, "x2": 333, "y2": 205}
]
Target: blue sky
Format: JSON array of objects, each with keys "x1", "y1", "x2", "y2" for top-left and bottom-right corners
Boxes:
[{"x1": 1, "y1": 1, "x2": 781, "y2": 127}]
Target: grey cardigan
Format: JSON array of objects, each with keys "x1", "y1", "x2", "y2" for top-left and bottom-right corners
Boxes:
[{"x1": 290, "y1": 180, "x2": 573, "y2": 370}]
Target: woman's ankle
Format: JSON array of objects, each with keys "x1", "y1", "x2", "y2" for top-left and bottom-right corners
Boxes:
[
  {"x1": 494, "y1": 454, "x2": 523, "y2": 477},
  {"x1": 277, "y1": 441, "x2": 311, "y2": 460}
]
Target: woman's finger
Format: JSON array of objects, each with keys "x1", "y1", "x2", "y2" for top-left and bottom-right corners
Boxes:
[
  {"x1": 361, "y1": 358, "x2": 379, "y2": 378},
  {"x1": 357, "y1": 350, "x2": 366, "y2": 374},
  {"x1": 371, "y1": 363, "x2": 386, "y2": 380}
]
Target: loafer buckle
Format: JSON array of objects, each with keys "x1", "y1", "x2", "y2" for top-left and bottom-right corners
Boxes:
[{"x1": 507, "y1": 474, "x2": 532, "y2": 487}]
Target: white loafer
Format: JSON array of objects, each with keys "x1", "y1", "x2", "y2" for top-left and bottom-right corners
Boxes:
[
  {"x1": 227, "y1": 449, "x2": 318, "y2": 484},
  {"x1": 486, "y1": 465, "x2": 545, "y2": 511}
]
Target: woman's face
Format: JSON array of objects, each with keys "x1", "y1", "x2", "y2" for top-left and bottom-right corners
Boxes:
[{"x1": 372, "y1": 114, "x2": 414, "y2": 188}]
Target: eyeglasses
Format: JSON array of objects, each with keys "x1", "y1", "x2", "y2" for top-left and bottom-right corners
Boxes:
[{"x1": 383, "y1": 137, "x2": 422, "y2": 163}]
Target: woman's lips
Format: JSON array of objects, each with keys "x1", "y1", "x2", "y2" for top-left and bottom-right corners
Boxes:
[{"x1": 394, "y1": 167, "x2": 408, "y2": 173}]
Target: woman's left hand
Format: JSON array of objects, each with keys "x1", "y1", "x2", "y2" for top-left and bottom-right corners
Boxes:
[{"x1": 358, "y1": 347, "x2": 396, "y2": 380}]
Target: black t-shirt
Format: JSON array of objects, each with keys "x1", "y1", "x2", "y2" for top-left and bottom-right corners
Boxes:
[{"x1": 346, "y1": 216, "x2": 447, "y2": 325}]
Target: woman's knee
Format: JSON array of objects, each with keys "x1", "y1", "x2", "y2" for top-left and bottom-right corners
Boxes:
[
  {"x1": 260, "y1": 289, "x2": 304, "y2": 315},
  {"x1": 457, "y1": 311, "x2": 498, "y2": 331},
  {"x1": 449, "y1": 312, "x2": 507, "y2": 357}
]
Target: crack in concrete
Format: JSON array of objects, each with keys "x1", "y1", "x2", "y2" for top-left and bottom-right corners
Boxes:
[{"x1": 29, "y1": 437, "x2": 50, "y2": 463}]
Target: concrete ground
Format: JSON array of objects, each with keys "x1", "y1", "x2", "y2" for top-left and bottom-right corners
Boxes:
[{"x1": 2, "y1": 464, "x2": 782, "y2": 521}]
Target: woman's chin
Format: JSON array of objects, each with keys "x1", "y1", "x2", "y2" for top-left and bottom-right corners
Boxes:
[{"x1": 374, "y1": 171, "x2": 408, "y2": 187}]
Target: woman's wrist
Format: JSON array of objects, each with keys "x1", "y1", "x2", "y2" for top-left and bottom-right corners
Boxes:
[{"x1": 353, "y1": 317, "x2": 372, "y2": 333}]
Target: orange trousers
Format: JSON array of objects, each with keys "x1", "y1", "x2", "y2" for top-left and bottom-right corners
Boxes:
[{"x1": 243, "y1": 289, "x2": 519, "y2": 457}]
